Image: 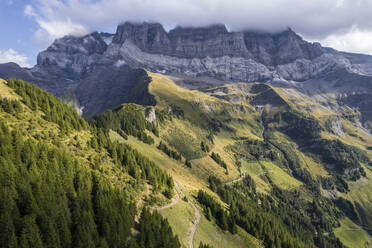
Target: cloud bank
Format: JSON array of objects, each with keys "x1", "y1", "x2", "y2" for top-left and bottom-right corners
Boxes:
[
  {"x1": 25, "y1": 0, "x2": 372, "y2": 54},
  {"x1": 0, "y1": 49, "x2": 30, "y2": 68}
]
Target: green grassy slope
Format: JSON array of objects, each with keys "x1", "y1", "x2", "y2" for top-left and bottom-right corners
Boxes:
[
  {"x1": 144, "y1": 72, "x2": 372, "y2": 247},
  {"x1": 334, "y1": 218, "x2": 372, "y2": 248}
]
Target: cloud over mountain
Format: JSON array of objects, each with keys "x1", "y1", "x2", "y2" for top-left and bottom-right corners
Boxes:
[
  {"x1": 25, "y1": 0, "x2": 372, "y2": 54},
  {"x1": 0, "y1": 49, "x2": 30, "y2": 67}
]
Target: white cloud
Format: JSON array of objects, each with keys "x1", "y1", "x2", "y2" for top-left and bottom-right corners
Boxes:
[
  {"x1": 25, "y1": 0, "x2": 372, "y2": 55},
  {"x1": 0, "y1": 49, "x2": 30, "y2": 68},
  {"x1": 317, "y1": 27, "x2": 372, "y2": 54},
  {"x1": 24, "y1": 4, "x2": 38, "y2": 17}
]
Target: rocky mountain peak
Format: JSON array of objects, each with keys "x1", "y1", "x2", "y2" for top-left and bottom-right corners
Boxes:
[
  {"x1": 37, "y1": 31, "x2": 108, "y2": 75},
  {"x1": 43, "y1": 31, "x2": 107, "y2": 55},
  {"x1": 112, "y1": 22, "x2": 171, "y2": 53}
]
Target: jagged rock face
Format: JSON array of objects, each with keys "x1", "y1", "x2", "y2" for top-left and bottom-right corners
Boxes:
[
  {"x1": 243, "y1": 29, "x2": 326, "y2": 65},
  {"x1": 118, "y1": 39, "x2": 271, "y2": 82},
  {"x1": 105, "y1": 22, "x2": 351, "y2": 83},
  {"x1": 112, "y1": 22, "x2": 326, "y2": 65},
  {"x1": 37, "y1": 32, "x2": 108, "y2": 75},
  {"x1": 166, "y1": 25, "x2": 250, "y2": 59},
  {"x1": 113, "y1": 22, "x2": 171, "y2": 54},
  {"x1": 1, "y1": 21, "x2": 372, "y2": 123},
  {"x1": 24, "y1": 21, "x2": 360, "y2": 84}
]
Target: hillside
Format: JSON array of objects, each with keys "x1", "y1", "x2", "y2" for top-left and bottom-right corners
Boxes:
[
  {"x1": 0, "y1": 78, "x2": 180, "y2": 248},
  {"x1": 85, "y1": 71, "x2": 372, "y2": 247},
  {"x1": 1, "y1": 64, "x2": 372, "y2": 248}
]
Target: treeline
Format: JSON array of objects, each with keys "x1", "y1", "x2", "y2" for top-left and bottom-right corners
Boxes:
[
  {"x1": 261, "y1": 134, "x2": 321, "y2": 192},
  {"x1": 129, "y1": 208, "x2": 180, "y2": 248},
  {"x1": 232, "y1": 138, "x2": 318, "y2": 192},
  {"x1": 200, "y1": 176, "x2": 345, "y2": 248},
  {"x1": 90, "y1": 103, "x2": 157, "y2": 144},
  {"x1": 197, "y1": 191, "x2": 236, "y2": 233},
  {"x1": 6, "y1": 79, "x2": 88, "y2": 133},
  {"x1": 210, "y1": 152, "x2": 227, "y2": 169},
  {"x1": 157, "y1": 141, "x2": 182, "y2": 161}
]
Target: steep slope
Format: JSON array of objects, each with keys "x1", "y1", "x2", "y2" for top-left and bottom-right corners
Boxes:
[
  {"x1": 0, "y1": 78, "x2": 180, "y2": 248},
  {"x1": 89, "y1": 71, "x2": 372, "y2": 247}
]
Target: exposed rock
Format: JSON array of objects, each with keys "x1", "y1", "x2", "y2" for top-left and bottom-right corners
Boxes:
[
  {"x1": 145, "y1": 107, "x2": 156, "y2": 122},
  {"x1": 119, "y1": 39, "x2": 272, "y2": 82},
  {"x1": 322, "y1": 189, "x2": 338, "y2": 200},
  {"x1": 37, "y1": 32, "x2": 108, "y2": 75},
  {"x1": 331, "y1": 118, "x2": 345, "y2": 137}
]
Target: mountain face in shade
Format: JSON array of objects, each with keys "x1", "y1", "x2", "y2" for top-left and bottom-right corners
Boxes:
[{"x1": 0, "y1": 22, "x2": 372, "y2": 126}]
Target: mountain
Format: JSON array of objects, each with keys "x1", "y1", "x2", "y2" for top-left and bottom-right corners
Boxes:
[
  {"x1": 1, "y1": 21, "x2": 372, "y2": 248},
  {"x1": 1, "y1": 22, "x2": 372, "y2": 127}
]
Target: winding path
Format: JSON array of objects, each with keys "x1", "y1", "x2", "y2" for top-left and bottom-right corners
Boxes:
[
  {"x1": 226, "y1": 174, "x2": 245, "y2": 185},
  {"x1": 155, "y1": 181, "x2": 201, "y2": 248},
  {"x1": 172, "y1": 182, "x2": 200, "y2": 248},
  {"x1": 155, "y1": 182, "x2": 184, "y2": 211},
  {"x1": 188, "y1": 199, "x2": 201, "y2": 248}
]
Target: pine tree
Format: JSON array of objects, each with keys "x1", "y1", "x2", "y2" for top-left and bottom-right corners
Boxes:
[
  {"x1": 206, "y1": 207, "x2": 212, "y2": 221},
  {"x1": 20, "y1": 215, "x2": 44, "y2": 248},
  {"x1": 0, "y1": 211, "x2": 18, "y2": 248}
]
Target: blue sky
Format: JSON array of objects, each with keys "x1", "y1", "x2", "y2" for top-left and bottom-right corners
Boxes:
[
  {"x1": 1, "y1": 0, "x2": 372, "y2": 68},
  {"x1": 0, "y1": 0, "x2": 43, "y2": 67}
]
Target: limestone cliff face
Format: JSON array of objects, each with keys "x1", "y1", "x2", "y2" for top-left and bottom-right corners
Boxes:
[
  {"x1": 101, "y1": 22, "x2": 352, "y2": 83},
  {"x1": 25, "y1": 21, "x2": 363, "y2": 85},
  {"x1": 37, "y1": 32, "x2": 108, "y2": 75}
]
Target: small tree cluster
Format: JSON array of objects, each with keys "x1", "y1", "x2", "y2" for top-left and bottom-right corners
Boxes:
[
  {"x1": 210, "y1": 152, "x2": 227, "y2": 169},
  {"x1": 157, "y1": 141, "x2": 182, "y2": 161}
]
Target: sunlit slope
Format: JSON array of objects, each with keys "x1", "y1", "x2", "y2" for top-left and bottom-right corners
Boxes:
[
  {"x1": 146, "y1": 72, "x2": 372, "y2": 246},
  {"x1": 0, "y1": 78, "x2": 183, "y2": 248},
  {"x1": 88, "y1": 71, "x2": 372, "y2": 247}
]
